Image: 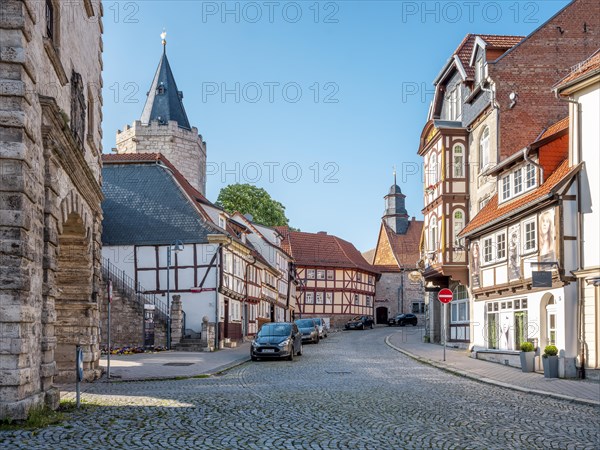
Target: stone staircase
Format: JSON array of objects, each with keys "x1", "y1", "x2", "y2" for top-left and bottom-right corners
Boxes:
[{"x1": 173, "y1": 339, "x2": 206, "y2": 352}]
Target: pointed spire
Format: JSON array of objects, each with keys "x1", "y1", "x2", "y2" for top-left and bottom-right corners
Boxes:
[
  {"x1": 140, "y1": 33, "x2": 191, "y2": 130},
  {"x1": 393, "y1": 165, "x2": 397, "y2": 186}
]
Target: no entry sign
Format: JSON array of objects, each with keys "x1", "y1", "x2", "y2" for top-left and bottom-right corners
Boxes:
[{"x1": 438, "y1": 288, "x2": 453, "y2": 304}]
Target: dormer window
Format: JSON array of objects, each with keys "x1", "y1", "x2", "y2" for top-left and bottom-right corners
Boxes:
[
  {"x1": 447, "y1": 85, "x2": 462, "y2": 121},
  {"x1": 475, "y1": 57, "x2": 484, "y2": 85},
  {"x1": 218, "y1": 216, "x2": 226, "y2": 229},
  {"x1": 526, "y1": 163, "x2": 536, "y2": 188},
  {"x1": 157, "y1": 83, "x2": 166, "y2": 95}
]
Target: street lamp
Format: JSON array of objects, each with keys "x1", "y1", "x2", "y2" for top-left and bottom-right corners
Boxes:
[{"x1": 166, "y1": 240, "x2": 184, "y2": 349}]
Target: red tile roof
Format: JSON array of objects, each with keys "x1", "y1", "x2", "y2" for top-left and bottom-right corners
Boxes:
[
  {"x1": 460, "y1": 159, "x2": 574, "y2": 237},
  {"x1": 275, "y1": 227, "x2": 378, "y2": 274},
  {"x1": 479, "y1": 35, "x2": 525, "y2": 49},
  {"x1": 453, "y1": 34, "x2": 524, "y2": 78},
  {"x1": 538, "y1": 116, "x2": 569, "y2": 141},
  {"x1": 555, "y1": 49, "x2": 600, "y2": 89},
  {"x1": 383, "y1": 221, "x2": 423, "y2": 269}
]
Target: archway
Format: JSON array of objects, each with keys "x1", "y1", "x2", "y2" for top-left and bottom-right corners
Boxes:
[
  {"x1": 376, "y1": 306, "x2": 389, "y2": 324},
  {"x1": 54, "y1": 212, "x2": 97, "y2": 382}
]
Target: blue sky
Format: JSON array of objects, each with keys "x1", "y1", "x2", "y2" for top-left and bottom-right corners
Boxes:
[{"x1": 102, "y1": 0, "x2": 570, "y2": 252}]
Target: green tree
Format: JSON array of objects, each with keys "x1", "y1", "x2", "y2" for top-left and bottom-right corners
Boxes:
[{"x1": 216, "y1": 183, "x2": 290, "y2": 227}]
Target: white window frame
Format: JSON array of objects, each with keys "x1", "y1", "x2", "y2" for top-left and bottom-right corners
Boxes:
[
  {"x1": 513, "y1": 167, "x2": 523, "y2": 195},
  {"x1": 305, "y1": 292, "x2": 314, "y2": 304},
  {"x1": 428, "y1": 152, "x2": 439, "y2": 186},
  {"x1": 483, "y1": 237, "x2": 494, "y2": 264},
  {"x1": 523, "y1": 218, "x2": 537, "y2": 253},
  {"x1": 453, "y1": 211, "x2": 464, "y2": 245},
  {"x1": 526, "y1": 163, "x2": 536, "y2": 189},
  {"x1": 307, "y1": 269, "x2": 315, "y2": 280},
  {"x1": 496, "y1": 232, "x2": 507, "y2": 261},
  {"x1": 501, "y1": 175, "x2": 510, "y2": 200},
  {"x1": 325, "y1": 292, "x2": 333, "y2": 304},
  {"x1": 316, "y1": 292, "x2": 324, "y2": 304},
  {"x1": 479, "y1": 127, "x2": 490, "y2": 170},
  {"x1": 316, "y1": 270, "x2": 325, "y2": 280},
  {"x1": 453, "y1": 145, "x2": 464, "y2": 178},
  {"x1": 429, "y1": 216, "x2": 438, "y2": 252},
  {"x1": 451, "y1": 285, "x2": 469, "y2": 324}
]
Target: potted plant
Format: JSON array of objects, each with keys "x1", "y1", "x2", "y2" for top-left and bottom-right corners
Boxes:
[
  {"x1": 542, "y1": 345, "x2": 559, "y2": 378},
  {"x1": 519, "y1": 341, "x2": 535, "y2": 373}
]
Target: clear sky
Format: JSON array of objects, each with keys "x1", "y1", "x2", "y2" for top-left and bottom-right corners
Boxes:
[{"x1": 102, "y1": 0, "x2": 570, "y2": 253}]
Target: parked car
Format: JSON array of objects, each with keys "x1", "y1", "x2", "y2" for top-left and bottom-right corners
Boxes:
[
  {"x1": 295, "y1": 318, "x2": 320, "y2": 344},
  {"x1": 344, "y1": 315, "x2": 374, "y2": 330},
  {"x1": 251, "y1": 322, "x2": 303, "y2": 361},
  {"x1": 313, "y1": 317, "x2": 329, "y2": 339},
  {"x1": 388, "y1": 313, "x2": 418, "y2": 327}
]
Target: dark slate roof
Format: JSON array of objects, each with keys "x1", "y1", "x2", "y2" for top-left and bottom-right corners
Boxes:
[
  {"x1": 140, "y1": 49, "x2": 191, "y2": 130},
  {"x1": 388, "y1": 184, "x2": 403, "y2": 195},
  {"x1": 102, "y1": 163, "x2": 217, "y2": 246}
]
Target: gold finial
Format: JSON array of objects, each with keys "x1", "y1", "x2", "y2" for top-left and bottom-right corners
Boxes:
[{"x1": 161, "y1": 29, "x2": 167, "y2": 48}]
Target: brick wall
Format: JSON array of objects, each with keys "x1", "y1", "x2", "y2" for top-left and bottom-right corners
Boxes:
[{"x1": 488, "y1": 0, "x2": 600, "y2": 160}]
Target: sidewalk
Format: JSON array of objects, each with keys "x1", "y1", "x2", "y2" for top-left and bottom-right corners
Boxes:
[
  {"x1": 96, "y1": 342, "x2": 251, "y2": 381},
  {"x1": 386, "y1": 328, "x2": 600, "y2": 407}
]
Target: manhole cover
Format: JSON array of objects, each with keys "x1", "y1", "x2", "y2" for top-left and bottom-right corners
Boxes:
[{"x1": 163, "y1": 362, "x2": 194, "y2": 367}]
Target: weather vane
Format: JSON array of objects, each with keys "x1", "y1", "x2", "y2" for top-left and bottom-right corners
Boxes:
[
  {"x1": 161, "y1": 29, "x2": 167, "y2": 48},
  {"x1": 393, "y1": 165, "x2": 397, "y2": 185}
]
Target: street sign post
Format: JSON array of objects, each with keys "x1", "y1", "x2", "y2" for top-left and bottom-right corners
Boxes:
[
  {"x1": 76, "y1": 345, "x2": 83, "y2": 407},
  {"x1": 438, "y1": 288, "x2": 453, "y2": 361},
  {"x1": 107, "y1": 279, "x2": 113, "y2": 380}
]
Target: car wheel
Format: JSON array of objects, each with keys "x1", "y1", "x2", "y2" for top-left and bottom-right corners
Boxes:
[
  {"x1": 413, "y1": 321, "x2": 418, "y2": 326},
  {"x1": 251, "y1": 355, "x2": 258, "y2": 361},
  {"x1": 297, "y1": 343, "x2": 303, "y2": 356}
]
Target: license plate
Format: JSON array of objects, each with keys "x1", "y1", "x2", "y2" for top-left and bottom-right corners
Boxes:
[{"x1": 262, "y1": 349, "x2": 275, "y2": 353}]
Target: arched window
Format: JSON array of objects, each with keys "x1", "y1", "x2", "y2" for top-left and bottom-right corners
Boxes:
[
  {"x1": 453, "y1": 211, "x2": 464, "y2": 244},
  {"x1": 479, "y1": 127, "x2": 490, "y2": 170},
  {"x1": 453, "y1": 145, "x2": 464, "y2": 178},
  {"x1": 429, "y1": 216, "x2": 438, "y2": 251},
  {"x1": 428, "y1": 152, "x2": 438, "y2": 186}
]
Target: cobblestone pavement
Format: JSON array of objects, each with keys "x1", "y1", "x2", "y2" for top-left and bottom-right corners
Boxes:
[{"x1": 1, "y1": 328, "x2": 599, "y2": 449}]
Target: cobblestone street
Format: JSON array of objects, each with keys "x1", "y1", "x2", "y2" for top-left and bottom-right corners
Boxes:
[{"x1": 1, "y1": 328, "x2": 598, "y2": 449}]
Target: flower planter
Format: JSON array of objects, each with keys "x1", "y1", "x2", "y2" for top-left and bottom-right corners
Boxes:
[
  {"x1": 519, "y1": 351, "x2": 535, "y2": 372},
  {"x1": 542, "y1": 355, "x2": 559, "y2": 378}
]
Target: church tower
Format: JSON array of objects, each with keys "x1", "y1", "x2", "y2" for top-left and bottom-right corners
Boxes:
[
  {"x1": 115, "y1": 32, "x2": 207, "y2": 194},
  {"x1": 383, "y1": 170, "x2": 409, "y2": 234}
]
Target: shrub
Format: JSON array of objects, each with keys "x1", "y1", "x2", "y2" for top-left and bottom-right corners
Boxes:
[
  {"x1": 520, "y1": 342, "x2": 535, "y2": 352},
  {"x1": 543, "y1": 345, "x2": 558, "y2": 357}
]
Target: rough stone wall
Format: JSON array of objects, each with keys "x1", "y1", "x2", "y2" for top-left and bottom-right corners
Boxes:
[
  {"x1": 98, "y1": 281, "x2": 168, "y2": 349},
  {"x1": 374, "y1": 272, "x2": 425, "y2": 321},
  {"x1": 488, "y1": 0, "x2": 600, "y2": 160},
  {"x1": 115, "y1": 120, "x2": 207, "y2": 195},
  {"x1": 0, "y1": 0, "x2": 103, "y2": 420}
]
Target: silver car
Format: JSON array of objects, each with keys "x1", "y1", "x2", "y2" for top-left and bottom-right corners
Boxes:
[
  {"x1": 295, "y1": 318, "x2": 319, "y2": 344},
  {"x1": 313, "y1": 317, "x2": 328, "y2": 339}
]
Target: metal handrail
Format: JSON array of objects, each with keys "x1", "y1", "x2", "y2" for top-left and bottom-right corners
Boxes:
[{"x1": 101, "y1": 257, "x2": 169, "y2": 323}]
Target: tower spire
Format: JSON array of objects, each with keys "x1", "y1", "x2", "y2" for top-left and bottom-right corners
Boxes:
[
  {"x1": 161, "y1": 30, "x2": 167, "y2": 53},
  {"x1": 393, "y1": 165, "x2": 397, "y2": 186}
]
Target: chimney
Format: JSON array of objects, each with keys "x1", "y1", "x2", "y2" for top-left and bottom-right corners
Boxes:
[
  {"x1": 412, "y1": 217, "x2": 415, "y2": 221},
  {"x1": 244, "y1": 213, "x2": 254, "y2": 222},
  {"x1": 317, "y1": 231, "x2": 327, "y2": 235}
]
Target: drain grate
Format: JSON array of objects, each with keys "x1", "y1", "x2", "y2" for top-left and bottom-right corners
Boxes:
[
  {"x1": 325, "y1": 371, "x2": 352, "y2": 375},
  {"x1": 163, "y1": 362, "x2": 194, "y2": 367}
]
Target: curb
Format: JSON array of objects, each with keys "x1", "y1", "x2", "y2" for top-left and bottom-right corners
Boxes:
[{"x1": 385, "y1": 335, "x2": 600, "y2": 408}]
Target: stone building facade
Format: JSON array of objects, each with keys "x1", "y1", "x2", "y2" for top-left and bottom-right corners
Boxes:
[{"x1": 0, "y1": 0, "x2": 104, "y2": 420}]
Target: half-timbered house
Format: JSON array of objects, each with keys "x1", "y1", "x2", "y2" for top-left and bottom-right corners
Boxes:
[
  {"x1": 459, "y1": 119, "x2": 581, "y2": 377},
  {"x1": 276, "y1": 228, "x2": 379, "y2": 328}
]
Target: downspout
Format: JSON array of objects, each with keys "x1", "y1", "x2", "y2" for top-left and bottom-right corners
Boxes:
[
  {"x1": 556, "y1": 92, "x2": 585, "y2": 378},
  {"x1": 523, "y1": 146, "x2": 544, "y2": 184},
  {"x1": 400, "y1": 267, "x2": 405, "y2": 314},
  {"x1": 481, "y1": 77, "x2": 500, "y2": 165},
  {"x1": 244, "y1": 255, "x2": 257, "y2": 338}
]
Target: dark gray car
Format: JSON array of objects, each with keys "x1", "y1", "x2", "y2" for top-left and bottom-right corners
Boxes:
[
  {"x1": 251, "y1": 322, "x2": 303, "y2": 361},
  {"x1": 295, "y1": 318, "x2": 319, "y2": 344}
]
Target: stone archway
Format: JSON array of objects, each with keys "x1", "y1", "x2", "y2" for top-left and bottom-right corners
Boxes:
[
  {"x1": 376, "y1": 306, "x2": 389, "y2": 324},
  {"x1": 54, "y1": 212, "x2": 99, "y2": 382}
]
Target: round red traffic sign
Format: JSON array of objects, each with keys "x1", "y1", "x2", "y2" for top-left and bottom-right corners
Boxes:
[{"x1": 438, "y1": 288, "x2": 453, "y2": 304}]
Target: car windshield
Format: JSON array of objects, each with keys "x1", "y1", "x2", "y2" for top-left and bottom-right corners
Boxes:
[
  {"x1": 314, "y1": 319, "x2": 322, "y2": 325},
  {"x1": 351, "y1": 316, "x2": 361, "y2": 321},
  {"x1": 258, "y1": 324, "x2": 291, "y2": 337},
  {"x1": 295, "y1": 319, "x2": 315, "y2": 327}
]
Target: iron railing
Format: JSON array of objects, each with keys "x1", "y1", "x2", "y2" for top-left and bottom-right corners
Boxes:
[{"x1": 101, "y1": 257, "x2": 169, "y2": 324}]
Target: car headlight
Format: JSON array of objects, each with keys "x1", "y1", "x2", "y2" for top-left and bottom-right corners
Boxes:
[
  {"x1": 252, "y1": 341, "x2": 259, "y2": 347},
  {"x1": 278, "y1": 339, "x2": 291, "y2": 347}
]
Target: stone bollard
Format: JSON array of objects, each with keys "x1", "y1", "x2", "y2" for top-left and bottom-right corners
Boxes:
[{"x1": 170, "y1": 295, "x2": 183, "y2": 347}]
